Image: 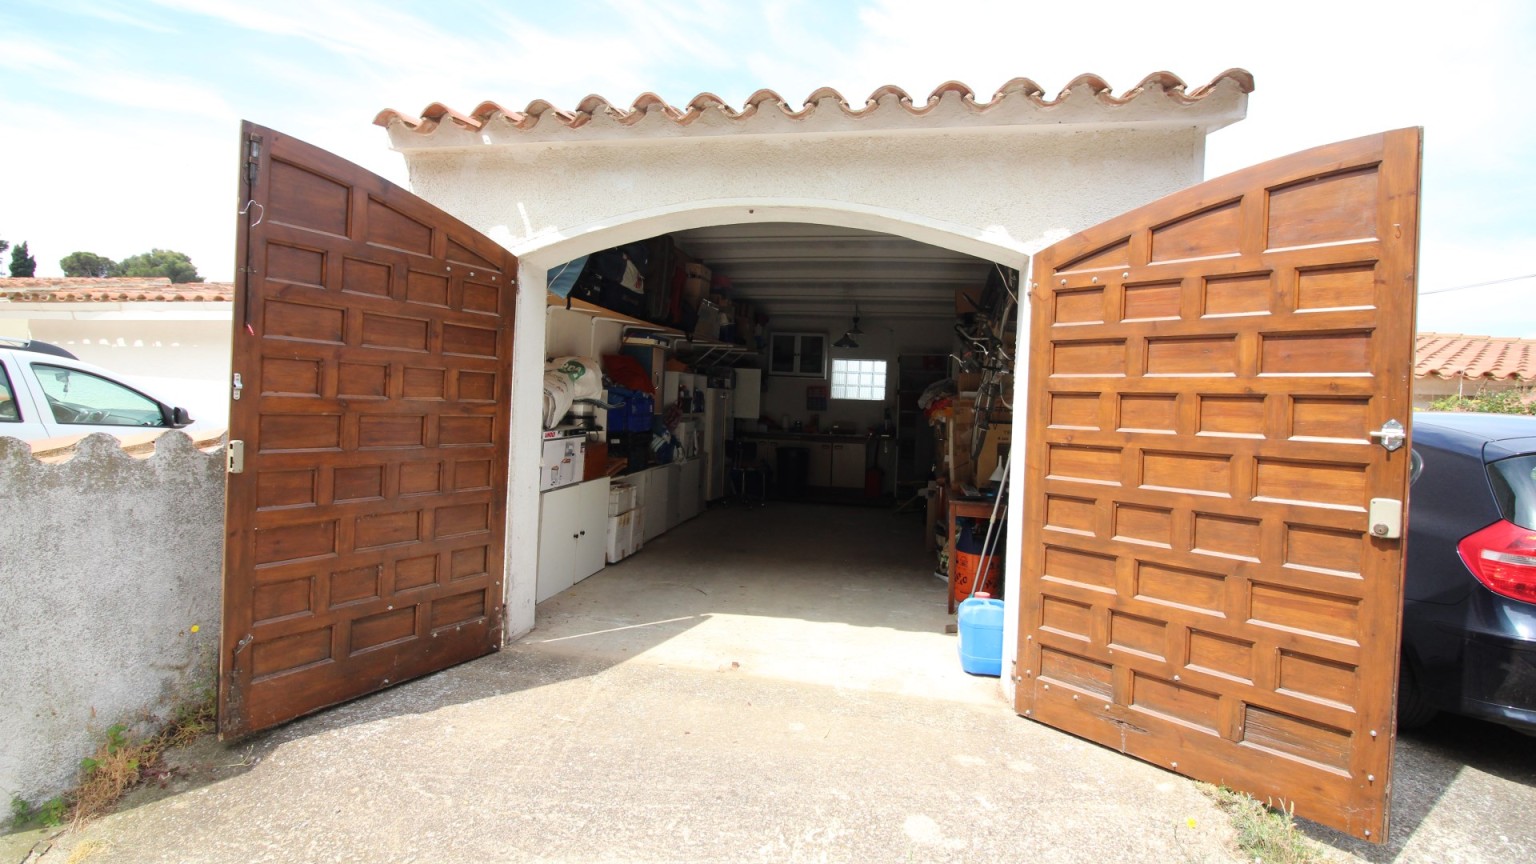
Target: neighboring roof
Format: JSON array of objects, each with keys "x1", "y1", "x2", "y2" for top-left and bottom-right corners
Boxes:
[
  {"x1": 0, "y1": 277, "x2": 233, "y2": 303},
  {"x1": 1416, "y1": 332, "x2": 1536, "y2": 381},
  {"x1": 377, "y1": 70, "x2": 1253, "y2": 146}
]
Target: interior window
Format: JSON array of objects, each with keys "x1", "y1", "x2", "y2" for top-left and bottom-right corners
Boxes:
[
  {"x1": 0, "y1": 362, "x2": 19, "y2": 422},
  {"x1": 831, "y1": 358, "x2": 887, "y2": 401},
  {"x1": 30, "y1": 363, "x2": 167, "y2": 427}
]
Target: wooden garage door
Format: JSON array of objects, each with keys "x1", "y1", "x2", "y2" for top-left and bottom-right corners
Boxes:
[
  {"x1": 1016, "y1": 129, "x2": 1420, "y2": 842},
  {"x1": 219, "y1": 122, "x2": 517, "y2": 737}
]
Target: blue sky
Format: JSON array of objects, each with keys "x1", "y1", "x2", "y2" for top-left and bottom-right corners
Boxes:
[{"x1": 2, "y1": 0, "x2": 1534, "y2": 336}]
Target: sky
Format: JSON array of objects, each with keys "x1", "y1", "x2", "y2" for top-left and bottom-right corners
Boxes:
[{"x1": 1, "y1": 0, "x2": 1533, "y2": 336}]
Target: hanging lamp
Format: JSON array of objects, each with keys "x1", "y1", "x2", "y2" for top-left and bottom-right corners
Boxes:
[{"x1": 833, "y1": 304, "x2": 862, "y2": 348}]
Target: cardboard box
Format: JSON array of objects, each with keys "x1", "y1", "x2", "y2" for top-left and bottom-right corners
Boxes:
[
  {"x1": 976, "y1": 424, "x2": 1012, "y2": 484},
  {"x1": 692, "y1": 298, "x2": 721, "y2": 341},
  {"x1": 683, "y1": 276, "x2": 709, "y2": 302},
  {"x1": 608, "y1": 481, "x2": 638, "y2": 516},
  {"x1": 606, "y1": 508, "x2": 637, "y2": 563}
]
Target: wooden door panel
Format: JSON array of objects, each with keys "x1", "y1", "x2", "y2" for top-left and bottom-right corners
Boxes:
[
  {"x1": 1017, "y1": 129, "x2": 1420, "y2": 842},
  {"x1": 220, "y1": 122, "x2": 517, "y2": 737}
]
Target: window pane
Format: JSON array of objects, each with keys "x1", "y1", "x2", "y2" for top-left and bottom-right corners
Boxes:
[
  {"x1": 830, "y1": 359, "x2": 887, "y2": 401},
  {"x1": 31, "y1": 363, "x2": 166, "y2": 427}
]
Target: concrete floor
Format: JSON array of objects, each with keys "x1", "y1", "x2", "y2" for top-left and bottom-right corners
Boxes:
[{"x1": 12, "y1": 502, "x2": 1536, "y2": 863}]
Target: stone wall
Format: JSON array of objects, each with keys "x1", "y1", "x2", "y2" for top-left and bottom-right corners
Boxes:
[{"x1": 0, "y1": 432, "x2": 225, "y2": 814}]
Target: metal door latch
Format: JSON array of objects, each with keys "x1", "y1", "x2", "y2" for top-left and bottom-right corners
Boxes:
[
  {"x1": 227, "y1": 440, "x2": 245, "y2": 474},
  {"x1": 1369, "y1": 419, "x2": 1406, "y2": 452}
]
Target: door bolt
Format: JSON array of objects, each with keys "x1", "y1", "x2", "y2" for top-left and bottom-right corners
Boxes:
[
  {"x1": 1364, "y1": 830, "x2": 1372, "y2": 838},
  {"x1": 1104, "y1": 704, "x2": 1112, "y2": 711},
  {"x1": 1173, "y1": 674, "x2": 1181, "y2": 682},
  {"x1": 382, "y1": 678, "x2": 390, "y2": 685},
  {"x1": 1024, "y1": 709, "x2": 1032, "y2": 716},
  {"x1": 1043, "y1": 684, "x2": 1050, "y2": 690},
  {"x1": 1370, "y1": 729, "x2": 1378, "y2": 738},
  {"x1": 1171, "y1": 761, "x2": 1178, "y2": 769},
  {"x1": 1122, "y1": 272, "x2": 1129, "y2": 279},
  {"x1": 1072, "y1": 694, "x2": 1078, "y2": 701},
  {"x1": 1059, "y1": 279, "x2": 1067, "y2": 286},
  {"x1": 1367, "y1": 773, "x2": 1375, "y2": 782},
  {"x1": 1091, "y1": 276, "x2": 1099, "y2": 283}
]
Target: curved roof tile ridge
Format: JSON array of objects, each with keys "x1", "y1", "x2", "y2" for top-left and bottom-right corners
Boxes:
[{"x1": 376, "y1": 70, "x2": 1254, "y2": 134}]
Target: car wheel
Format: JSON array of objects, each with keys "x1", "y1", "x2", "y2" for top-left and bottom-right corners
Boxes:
[{"x1": 1398, "y1": 655, "x2": 1438, "y2": 729}]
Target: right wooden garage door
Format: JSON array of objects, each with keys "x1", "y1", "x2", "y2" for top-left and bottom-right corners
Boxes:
[{"x1": 1016, "y1": 129, "x2": 1421, "y2": 842}]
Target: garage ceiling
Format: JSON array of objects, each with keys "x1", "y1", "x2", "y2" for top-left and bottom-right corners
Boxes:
[{"x1": 668, "y1": 223, "x2": 996, "y2": 322}]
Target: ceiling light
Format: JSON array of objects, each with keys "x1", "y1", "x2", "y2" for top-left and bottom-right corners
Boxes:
[
  {"x1": 833, "y1": 331, "x2": 859, "y2": 349},
  {"x1": 848, "y1": 303, "x2": 864, "y2": 335}
]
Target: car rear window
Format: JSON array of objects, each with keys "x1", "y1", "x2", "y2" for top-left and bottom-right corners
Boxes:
[{"x1": 1489, "y1": 454, "x2": 1536, "y2": 530}]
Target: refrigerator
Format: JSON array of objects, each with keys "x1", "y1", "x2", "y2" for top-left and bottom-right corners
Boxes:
[{"x1": 702, "y1": 387, "x2": 733, "y2": 500}]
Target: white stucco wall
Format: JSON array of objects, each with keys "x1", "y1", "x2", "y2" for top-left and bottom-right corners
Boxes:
[
  {"x1": 405, "y1": 127, "x2": 1208, "y2": 268},
  {"x1": 0, "y1": 433, "x2": 225, "y2": 814},
  {"x1": 1, "y1": 312, "x2": 233, "y2": 430}
]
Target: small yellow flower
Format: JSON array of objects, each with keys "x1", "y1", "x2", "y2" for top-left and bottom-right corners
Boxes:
[
  {"x1": 190, "y1": 625, "x2": 200, "y2": 633},
  {"x1": 1186, "y1": 817, "x2": 1197, "y2": 829}
]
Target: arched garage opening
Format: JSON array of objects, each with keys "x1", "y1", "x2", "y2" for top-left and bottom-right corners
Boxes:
[{"x1": 502, "y1": 202, "x2": 1028, "y2": 700}]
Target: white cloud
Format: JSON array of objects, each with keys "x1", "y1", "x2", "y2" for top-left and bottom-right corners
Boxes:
[
  {"x1": 1, "y1": 0, "x2": 1532, "y2": 344},
  {"x1": 0, "y1": 37, "x2": 75, "y2": 72}
]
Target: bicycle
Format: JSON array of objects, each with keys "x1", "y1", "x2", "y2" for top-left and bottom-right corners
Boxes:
[{"x1": 953, "y1": 264, "x2": 1018, "y2": 465}]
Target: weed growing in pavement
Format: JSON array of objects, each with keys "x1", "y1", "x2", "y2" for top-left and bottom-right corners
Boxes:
[
  {"x1": 1201, "y1": 784, "x2": 1327, "y2": 864},
  {"x1": 9, "y1": 793, "x2": 68, "y2": 830},
  {"x1": 6, "y1": 679, "x2": 217, "y2": 832}
]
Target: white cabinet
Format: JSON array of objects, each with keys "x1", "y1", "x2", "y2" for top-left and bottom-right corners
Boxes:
[
  {"x1": 798, "y1": 440, "x2": 867, "y2": 489},
  {"x1": 537, "y1": 478, "x2": 610, "y2": 603},
  {"x1": 677, "y1": 459, "x2": 702, "y2": 523},
  {"x1": 733, "y1": 369, "x2": 761, "y2": 419},
  {"x1": 640, "y1": 465, "x2": 671, "y2": 542},
  {"x1": 831, "y1": 441, "x2": 867, "y2": 489},
  {"x1": 768, "y1": 332, "x2": 827, "y2": 378},
  {"x1": 666, "y1": 462, "x2": 682, "y2": 529}
]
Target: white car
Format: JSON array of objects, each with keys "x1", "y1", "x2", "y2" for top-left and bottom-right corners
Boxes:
[{"x1": 0, "y1": 339, "x2": 196, "y2": 443}]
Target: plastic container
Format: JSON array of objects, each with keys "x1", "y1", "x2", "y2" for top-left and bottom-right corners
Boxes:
[
  {"x1": 957, "y1": 593, "x2": 1004, "y2": 677},
  {"x1": 951, "y1": 518, "x2": 1001, "y2": 603}
]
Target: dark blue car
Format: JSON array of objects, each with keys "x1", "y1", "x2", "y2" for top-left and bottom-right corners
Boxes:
[{"x1": 1402, "y1": 412, "x2": 1536, "y2": 732}]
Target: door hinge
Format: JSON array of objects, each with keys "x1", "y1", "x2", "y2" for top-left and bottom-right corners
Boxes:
[
  {"x1": 227, "y1": 440, "x2": 245, "y2": 474},
  {"x1": 245, "y1": 132, "x2": 263, "y2": 185}
]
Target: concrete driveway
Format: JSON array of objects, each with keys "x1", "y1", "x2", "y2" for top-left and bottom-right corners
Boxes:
[{"x1": 12, "y1": 504, "x2": 1536, "y2": 863}]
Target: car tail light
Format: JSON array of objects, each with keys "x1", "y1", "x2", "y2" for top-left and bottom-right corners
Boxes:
[{"x1": 1458, "y1": 520, "x2": 1536, "y2": 603}]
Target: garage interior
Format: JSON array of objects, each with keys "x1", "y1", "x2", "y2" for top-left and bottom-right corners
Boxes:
[{"x1": 536, "y1": 221, "x2": 1017, "y2": 648}]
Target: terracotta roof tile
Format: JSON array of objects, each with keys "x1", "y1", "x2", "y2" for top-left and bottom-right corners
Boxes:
[
  {"x1": 375, "y1": 69, "x2": 1254, "y2": 138},
  {"x1": 1416, "y1": 333, "x2": 1536, "y2": 381},
  {"x1": 0, "y1": 277, "x2": 233, "y2": 303}
]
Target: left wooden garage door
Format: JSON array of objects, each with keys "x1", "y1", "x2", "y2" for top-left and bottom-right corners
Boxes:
[{"x1": 219, "y1": 122, "x2": 517, "y2": 737}]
